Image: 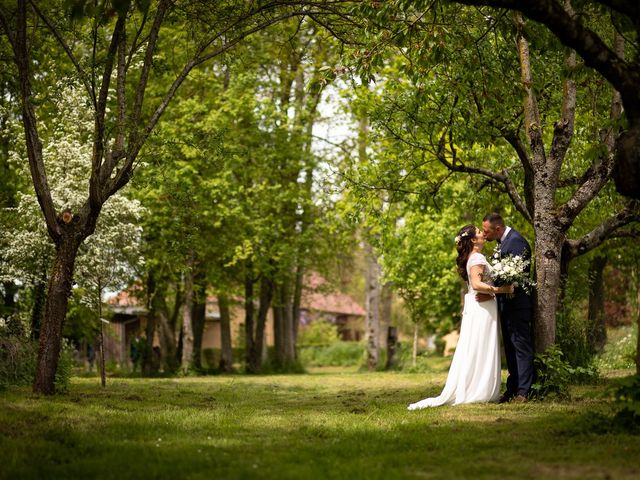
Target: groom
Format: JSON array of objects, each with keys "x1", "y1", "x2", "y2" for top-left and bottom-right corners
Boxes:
[{"x1": 481, "y1": 213, "x2": 534, "y2": 403}]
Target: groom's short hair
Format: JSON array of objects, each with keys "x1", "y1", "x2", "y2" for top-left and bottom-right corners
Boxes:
[{"x1": 483, "y1": 212, "x2": 505, "y2": 226}]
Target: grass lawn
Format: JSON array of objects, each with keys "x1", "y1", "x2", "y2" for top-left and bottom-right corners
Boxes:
[{"x1": 1, "y1": 361, "x2": 638, "y2": 479}]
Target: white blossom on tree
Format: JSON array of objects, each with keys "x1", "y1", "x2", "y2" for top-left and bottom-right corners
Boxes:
[{"x1": 0, "y1": 81, "x2": 145, "y2": 303}]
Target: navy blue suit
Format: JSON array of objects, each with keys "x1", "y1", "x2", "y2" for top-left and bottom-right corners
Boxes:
[{"x1": 496, "y1": 228, "x2": 534, "y2": 397}]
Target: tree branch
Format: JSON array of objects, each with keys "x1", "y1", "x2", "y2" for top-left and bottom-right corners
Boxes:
[
  {"x1": 13, "y1": 0, "x2": 60, "y2": 242},
  {"x1": 594, "y1": 1, "x2": 639, "y2": 24},
  {"x1": 564, "y1": 201, "x2": 640, "y2": 259},
  {"x1": 130, "y1": 0, "x2": 170, "y2": 129},
  {"x1": 558, "y1": 31, "x2": 625, "y2": 230},
  {"x1": 90, "y1": 12, "x2": 126, "y2": 212},
  {"x1": 436, "y1": 128, "x2": 533, "y2": 223},
  {"x1": 453, "y1": 0, "x2": 640, "y2": 118},
  {"x1": 548, "y1": 1, "x2": 577, "y2": 173},
  {"x1": 28, "y1": 0, "x2": 96, "y2": 108},
  {"x1": 514, "y1": 12, "x2": 547, "y2": 176},
  {"x1": 0, "y1": 5, "x2": 17, "y2": 49}
]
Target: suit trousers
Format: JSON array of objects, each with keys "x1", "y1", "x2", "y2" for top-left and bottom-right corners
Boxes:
[{"x1": 500, "y1": 307, "x2": 534, "y2": 397}]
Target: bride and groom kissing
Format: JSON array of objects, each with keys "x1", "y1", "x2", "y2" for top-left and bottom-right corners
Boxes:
[{"x1": 408, "y1": 212, "x2": 534, "y2": 410}]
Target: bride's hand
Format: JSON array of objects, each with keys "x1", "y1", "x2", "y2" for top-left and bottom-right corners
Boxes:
[
  {"x1": 476, "y1": 293, "x2": 494, "y2": 303},
  {"x1": 502, "y1": 284, "x2": 515, "y2": 294}
]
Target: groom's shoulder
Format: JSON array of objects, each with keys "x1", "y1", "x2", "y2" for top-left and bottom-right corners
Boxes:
[{"x1": 507, "y1": 228, "x2": 531, "y2": 248}]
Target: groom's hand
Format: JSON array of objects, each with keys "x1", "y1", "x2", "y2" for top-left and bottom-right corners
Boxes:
[{"x1": 475, "y1": 293, "x2": 494, "y2": 303}]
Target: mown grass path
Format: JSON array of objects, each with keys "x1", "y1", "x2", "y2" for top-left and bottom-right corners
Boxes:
[{"x1": 1, "y1": 367, "x2": 638, "y2": 479}]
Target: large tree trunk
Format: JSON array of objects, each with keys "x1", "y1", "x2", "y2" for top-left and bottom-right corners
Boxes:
[
  {"x1": 587, "y1": 255, "x2": 608, "y2": 353},
  {"x1": 33, "y1": 236, "x2": 80, "y2": 394},
  {"x1": 515, "y1": 9, "x2": 575, "y2": 353},
  {"x1": 533, "y1": 216, "x2": 565, "y2": 352},
  {"x1": 218, "y1": 294, "x2": 233, "y2": 373},
  {"x1": 365, "y1": 242, "x2": 381, "y2": 370}
]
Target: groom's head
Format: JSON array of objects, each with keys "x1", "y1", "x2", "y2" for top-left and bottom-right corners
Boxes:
[{"x1": 482, "y1": 213, "x2": 505, "y2": 241}]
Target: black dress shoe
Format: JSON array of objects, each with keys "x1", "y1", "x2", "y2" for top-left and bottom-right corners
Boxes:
[{"x1": 498, "y1": 392, "x2": 514, "y2": 404}]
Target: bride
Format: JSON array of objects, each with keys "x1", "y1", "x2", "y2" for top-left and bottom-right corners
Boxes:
[{"x1": 408, "y1": 224, "x2": 514, "y2": 410}]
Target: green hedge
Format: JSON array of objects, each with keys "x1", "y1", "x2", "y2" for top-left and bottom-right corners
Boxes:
[
  {"x1": 298, "y1": 341, "x2": 364, "y2": 367},
  {"x1": 0, "y1": 331, "x2": 37, "y2": 390}
]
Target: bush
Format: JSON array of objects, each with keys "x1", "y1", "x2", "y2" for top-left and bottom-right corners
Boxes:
[
  {"x1": 54, "y1": 339, "x2": 75, "y2": 394},
  {"x1": 0, "y1": 330, "x2": 37, "y2": 390},
  {"x1": 298, "y1": 341, "x2": 364, "y2": 367},
  {"x1": 608, "y1": 375, "x2": 640, "y2": 432},
  {"x1": 556, "y1": 308, "x2": 594, "y2": 368},
  {"x1": 298, "y1": 322, "x2": 339, "y2": 346},
  {"x1": 596, "y1": 324, "x2": 637, "y2": 370},
  {"x1": 530, "y1": 344, "x2": 599, "y2": 400}
]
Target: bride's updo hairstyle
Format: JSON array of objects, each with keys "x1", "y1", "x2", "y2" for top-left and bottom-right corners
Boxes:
[{"x1": 455, "y1": 224, "x2": 477, "y2": 281}]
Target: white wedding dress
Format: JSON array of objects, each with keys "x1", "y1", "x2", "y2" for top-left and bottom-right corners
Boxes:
[{"x1": 408, "y1": 252, "x2": 501, "y2": 409}]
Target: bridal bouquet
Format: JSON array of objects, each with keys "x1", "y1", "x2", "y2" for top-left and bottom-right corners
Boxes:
[{"x1": 489, "y1": 250, "x2": 535, "y2": 295}]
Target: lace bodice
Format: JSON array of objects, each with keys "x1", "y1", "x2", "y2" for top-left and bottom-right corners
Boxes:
[{"x1": 466, "y1": 252, "x2": 491, "y2": 295}]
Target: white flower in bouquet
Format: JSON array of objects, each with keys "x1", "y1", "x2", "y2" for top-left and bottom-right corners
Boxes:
[{"x1": 489, "y1": 253, "x2": 535, "y2": 294}]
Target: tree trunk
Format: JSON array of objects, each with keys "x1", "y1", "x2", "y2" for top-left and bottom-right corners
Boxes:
[
  {"x1": 380, "y1": 282, "x2": 393, "y2": 351},
  {"x1": 143, "y1": 271, "x2": 158, "y2": 376},
  {"x1": 191, "y1": 273, "x2": 207, "y2": 371},
  {"x1": 249, "y1": 275, "x2": 273, "y2": 373},
  {"x1": 282, "y1": 279, "x2": 296, "y2": 363},
  {"x1": 158, "y1": 308, "x2": 178, "y2": 373},
  {"x1": 218, "y1": 294, "x2": 233, "y2": 373},
  {"x1": 516, "y1": 11, "x2": 574, "y2": 354},
  {"x1": 30, "y1": 277, "x2": 46, "y2": 340},
  {"x1": 587, "y1": 255, "x2": 608, "y2": 353},
  {"x1": 292, "y1": 263, "x2": 304, "y2": 348},
  {"x1": 385, "y1": 326, "x2": 398, "y2": 370},
  {"x1": 244, "y1": 265, "x2": 255, "y2": 372},
  {"x1": 97, "y1": 278, "x2": 106, "y2": 388},
  {"x1": 533, "y1": 227, "x2": 564, "y2": 352},
  {"x1": 273, "y1": 284, "x2": 285, "y2": 367},
  {"x1": 636, "y1": 287, "x2": 640, "y2": 376},
  {"x1": 33, "y1": 236, "x2": 80, "y2": 395},
  {"x1": 365, "y1": 242, "x2": 381, "y2": 370},
  {"x1": 152, "y1": 283, "x2": 178, "y2": 374},
  {"x1": 412, "y1": 323, "x2": 419, "y2": 368},
  {"x1": 180, "y1": 266, "x2": 194, "y2": 373},
  {"x1": 170, "y1": 283, "x2": 182, "y2": 367}
]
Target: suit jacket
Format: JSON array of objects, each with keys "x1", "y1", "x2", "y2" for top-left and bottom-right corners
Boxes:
[{"x1": 497, "y1": 228, "x2": 533, "y2": 312}]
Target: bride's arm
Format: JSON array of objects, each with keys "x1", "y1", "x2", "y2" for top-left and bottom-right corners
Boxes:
[{"x1": 469, "y1": 265, "x2": 514, "y2": 295}]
